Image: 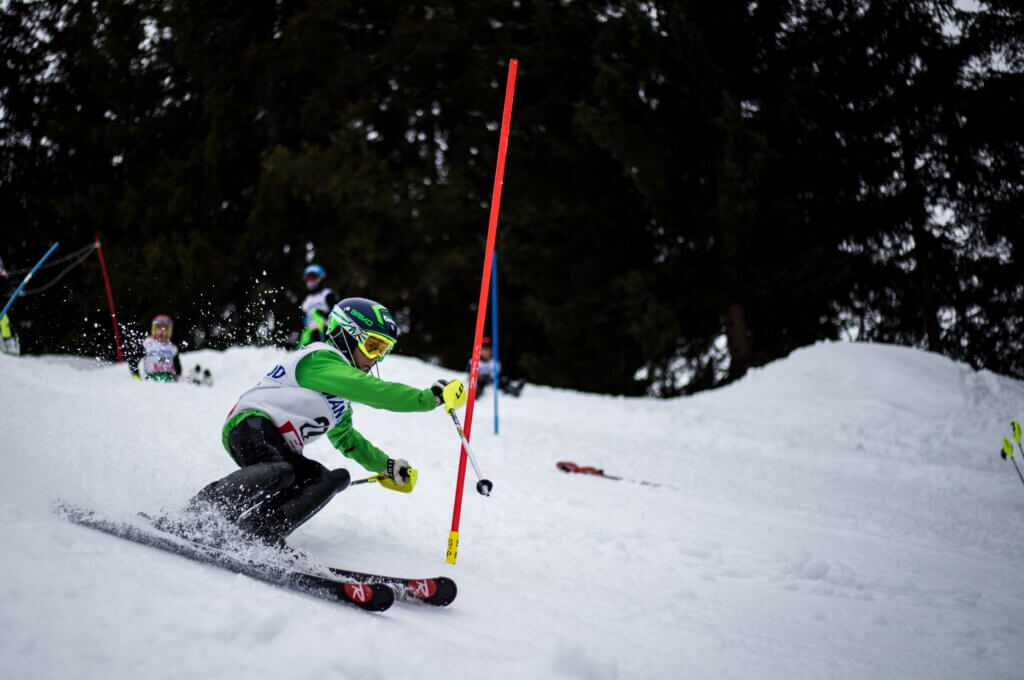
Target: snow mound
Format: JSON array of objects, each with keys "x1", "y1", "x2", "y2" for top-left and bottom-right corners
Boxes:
[{"x1": 1, "y1": 340, "x2": 1023, "y2": 680}]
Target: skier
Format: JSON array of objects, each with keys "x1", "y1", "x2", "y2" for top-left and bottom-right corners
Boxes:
[
  {"x1": 183, "y1": 296, "x2": 467, "y2": 545},
  {"x1": 471, "y1": 337, "x2": 524, "y2": 398},
  {"x1": 129, "y1": 314, "x2": 182, "y2": 381},
  {"x1": 0, "y1": 256, "x2": 19, "y2": 355},
  {"x1": 299, "y1": 264, "x2": 339, "y2": 347}
]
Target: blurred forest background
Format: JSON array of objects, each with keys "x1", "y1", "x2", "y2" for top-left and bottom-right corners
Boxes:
[{"x1": 1, "y1": 0, "x2": 1022, "y2": 395}]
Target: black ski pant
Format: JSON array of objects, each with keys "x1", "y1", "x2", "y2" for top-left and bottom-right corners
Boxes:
[{"x1": 188, "y1": 415, "x2": 349, "y2": 542}]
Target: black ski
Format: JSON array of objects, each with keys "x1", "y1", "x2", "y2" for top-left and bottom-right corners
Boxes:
[
  {"x1": 325, "y1": 566, "x2": 457, "y2": 606},
  {"x1": 52, "y1": 500, "x2": 393, "y2": 612}
]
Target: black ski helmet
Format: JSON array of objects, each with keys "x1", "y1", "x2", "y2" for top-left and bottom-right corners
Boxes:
[{"x1": 326, "y1": 297, "x2": 399, "y2": 365}]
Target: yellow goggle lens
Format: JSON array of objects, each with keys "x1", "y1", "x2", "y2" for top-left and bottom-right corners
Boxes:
[{"x1": 359, "y1": 333, "x2": 395, "y2": 360}]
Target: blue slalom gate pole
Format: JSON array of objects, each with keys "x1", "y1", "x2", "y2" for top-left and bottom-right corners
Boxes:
[
  {"x1": 491, "y1": 250, "x2": 500, "y2": 435},
  {"x1": 0, "y1": 242, "x2": 60, "y2": 322}
]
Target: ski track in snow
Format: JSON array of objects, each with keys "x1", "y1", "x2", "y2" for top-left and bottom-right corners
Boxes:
[{"x1": 2, "y1": 340, "x2": 1023, "y2": 679}]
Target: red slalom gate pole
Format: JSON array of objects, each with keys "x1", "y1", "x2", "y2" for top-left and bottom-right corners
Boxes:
[
  {"x1": 446, "y1": 58, "x2": 518, "y2": 565},
  {"x1": 94, "y1": 234, "x2": 123, "y2": 362}
]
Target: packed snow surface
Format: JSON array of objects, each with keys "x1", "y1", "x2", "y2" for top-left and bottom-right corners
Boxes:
[{"x1": 2, "y1": 341, "x2": 1024, "y2": 679}]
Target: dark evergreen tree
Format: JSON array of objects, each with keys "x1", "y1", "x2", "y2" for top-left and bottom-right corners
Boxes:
[{"x1": 1, "y1": 0, "x2": 1021, "y2": 392}]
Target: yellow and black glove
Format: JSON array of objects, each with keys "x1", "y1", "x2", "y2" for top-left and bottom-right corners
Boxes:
[
  {"x1": 431, "y1": 379, "x2": 467, "y2": 413},
  {"x1": 379, "y1": 457, "x2": 417, "y2": 493}
]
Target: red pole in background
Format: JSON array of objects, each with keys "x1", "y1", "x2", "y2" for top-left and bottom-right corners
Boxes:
[
  {"x1": 446, "y1": 58, "x2": 518, "y2": 565},
  {"x1": 94, "y1": 234, "x2": 123, "y2": 362}
]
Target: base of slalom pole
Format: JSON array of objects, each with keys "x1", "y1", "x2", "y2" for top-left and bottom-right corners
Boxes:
[{"x1": 446, "y1": 530, "x2": 460, "y2": 564}]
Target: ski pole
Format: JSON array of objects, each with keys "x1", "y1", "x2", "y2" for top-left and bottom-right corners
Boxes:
[
  {"x1": 449, "y1": 410, "x2": 493, "y2": 496},
  {"x1": 1001, "y1": 436, "x2": 1024, "y2": 488},
  {"x1": 0, "y1": 241, "x2": 59, "y2": 322}
]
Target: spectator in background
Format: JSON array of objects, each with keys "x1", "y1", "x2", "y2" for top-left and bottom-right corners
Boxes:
[
  {"x1": 0, "y1": 256, "x2": 19, "y2": 355},
  {"x1": 299, "y1": 264, "x2": 339, "y2": 347},
  {"x1": 471, "y1": 337, "x2": 524, "y2": 398},
  {"x1": 128, "y1": 314, "x2": 182, "y2": 381}
]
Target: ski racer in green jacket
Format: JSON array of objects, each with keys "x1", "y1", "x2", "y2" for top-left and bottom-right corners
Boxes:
[{"x1": 185, "y1": 296, "x2": 467, "y2": 544}]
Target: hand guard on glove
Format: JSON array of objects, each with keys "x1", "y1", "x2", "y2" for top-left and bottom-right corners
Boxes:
[{"x1": 431, "y1": 378, "x2": 467, "y2": 413}]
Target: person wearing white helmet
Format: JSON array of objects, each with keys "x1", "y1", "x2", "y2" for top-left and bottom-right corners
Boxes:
[{"x1": 299, "y1": 264, "x2": 338, "y2": 346}]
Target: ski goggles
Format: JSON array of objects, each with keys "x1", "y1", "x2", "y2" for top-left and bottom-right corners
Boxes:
[
  {"x1": 151, "y1": 316, "x2": 173, "y2": 336},
  {"x1": 358, "y1": 332, "x2": 395, "y2": 361}
]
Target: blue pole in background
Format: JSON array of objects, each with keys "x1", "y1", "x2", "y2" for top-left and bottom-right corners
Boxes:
[
  {"x1": 491, "y1": 250, "x2": 500, "y2": 435},
  {"x1": 0, "y1": 242, "x2": 60, "y2": 322}
]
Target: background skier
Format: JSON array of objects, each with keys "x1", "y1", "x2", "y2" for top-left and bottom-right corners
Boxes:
[
  {"x1": 471, "y1": 337, "x2": 524, "y2": 398},
  {"x1": 186, "y1": 296, "x2": 467, "y2": 543},
  {"x1": 299, "y1": 264, "x2": 338, "y2": 347},
  {"x1": 129, "y1": 314, "x2": 182, "y2": 381},
  {"x1": 0, "y1": 256, "x2": 19, "y2": 355}
]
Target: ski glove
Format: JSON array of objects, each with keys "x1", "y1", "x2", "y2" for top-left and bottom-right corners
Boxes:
[
  {"x1": 380, "y1": 457, "x2": 416, "y2": 492},
  {"x1": 431, "y1": 379, "x2": 467, "y2": 413},
  {"x1": 384, "y1": 457, "x2": 412, "y2": 485}
]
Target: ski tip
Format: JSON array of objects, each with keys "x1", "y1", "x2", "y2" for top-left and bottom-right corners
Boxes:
[
  {"x1": 427, "y1": 577, "x2": 457, "y2": 606},
  {"x1": 52, "y1": 498, "x2": 86, "y2": 520},
  {"x1": 404, "y1": 576, "x2": 458, "y2": 606}
]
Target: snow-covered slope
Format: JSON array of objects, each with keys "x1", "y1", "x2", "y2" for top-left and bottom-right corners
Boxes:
[{"x1": 2, "y1": 341, "x2": 1023, "y2": 680}]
